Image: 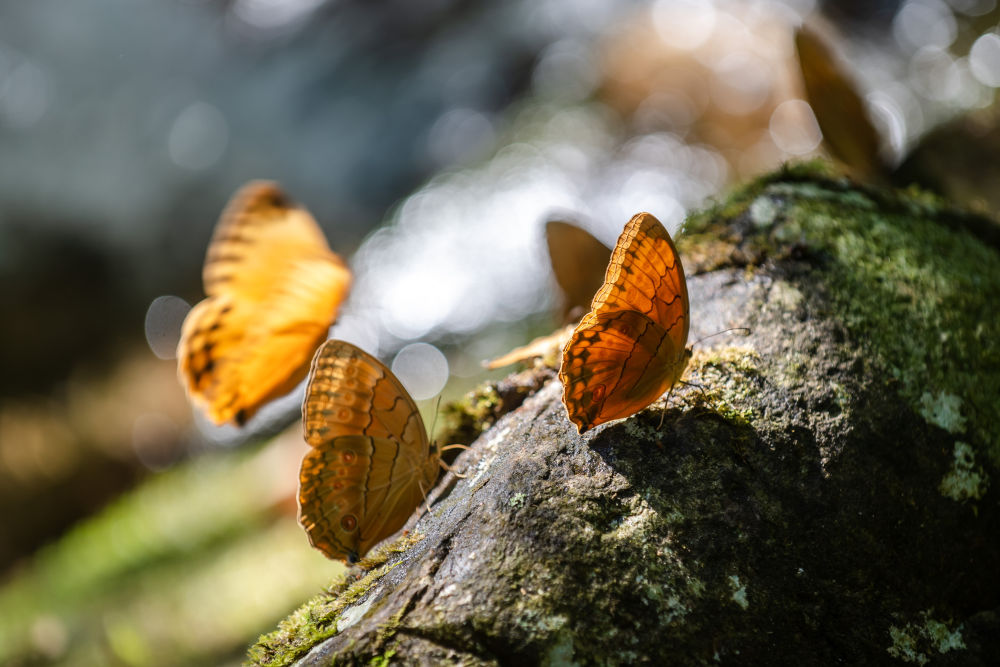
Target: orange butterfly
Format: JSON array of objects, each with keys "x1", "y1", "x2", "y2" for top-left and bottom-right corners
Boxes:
[
  {"x1": 559, "y1": 212, "x2": 690, "y2": 433},
  {"x1": 298, "y1": 340, "x2": 440, "y2": 562},
  {"x1": 177, "y1": 181, "x2": 352, "y2": 426}
]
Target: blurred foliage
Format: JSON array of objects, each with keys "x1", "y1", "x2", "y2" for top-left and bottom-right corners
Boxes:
[{"x1": 0, "y1": 433, "x2": 342, "y2": 665}]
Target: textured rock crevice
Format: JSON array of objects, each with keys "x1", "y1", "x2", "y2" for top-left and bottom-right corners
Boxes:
[{"x1": 250, "y1": 165, "x2": 1000, "y2": 666}]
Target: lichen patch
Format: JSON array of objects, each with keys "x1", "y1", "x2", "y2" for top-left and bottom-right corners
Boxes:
[
  {"x1": 919, "y1": 391, "x2": 966, "y2": 434},
  {"x1": 887, "y1": 611, "x2": 966, "y2": 665},
  {"x1": 939, "y1": 441, "x2": 989, "y2": 502},
  {"x1": 728, "y1": 575, "x2": 748, "y2": 610}
]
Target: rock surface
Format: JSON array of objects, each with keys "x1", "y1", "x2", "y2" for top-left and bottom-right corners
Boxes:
[{"x1": 250, "y1": 165, "x2": 1000, "y2": 666}]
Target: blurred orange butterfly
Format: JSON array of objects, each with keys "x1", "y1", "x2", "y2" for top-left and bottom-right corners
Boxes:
[
  {"x1": 177, "y1": 181, "x2": 352, "y2": 426},
  {"x1": 559, "y1": 212, "x2": 690, "y2": 433},
  {"x1": 298, "y1": 340, "x2": 440, "y2": 562}
]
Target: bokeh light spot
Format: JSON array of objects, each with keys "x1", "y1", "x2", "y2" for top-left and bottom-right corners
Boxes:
[
  {"x1": 145, "y1": 296, "x2": 191, "y2": 360},
  {"x1": 892, "y1": 0, "x2": 957, "y2": 52},
  {"x1": 426, "y1": 108, "x2": 495, "y2": 167},
  {"x1": 769, "y1": 99, "x2": 822, "y2": 155},
  {"x1": 132, "y1": 413, "x2": 181, "y2": 471},
  {"x1": 970, "y1": 32, "x2": 1000, "y2": 88},
  {"x1": 652, "y1": 0, "x2": 717, "y2": 51},
  {"x1": 391, "y1": 343, "x2": 449, "y2": 401},
  {"x1": 167, "y1": 102, "x2": 229, "y2": 170}
]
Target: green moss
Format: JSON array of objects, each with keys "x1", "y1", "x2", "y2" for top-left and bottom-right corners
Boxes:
[
  {"x1": 0, "y1": 439, "x2": 338, "y2": 666},
  {"x1": 368, "y1": 649, "x2": 397, "y2": 666},
  {"x1": 692, "y1": 162, "x2": 1000, "y2": 466},
  {"x1": 439, "y1": 383, "x2": 502, "y2": 446},
  {"x1": 685, "y1": 346, "x2": 762, "y2": 427},
  {"x1": 248, "y1": 534, "x2": 424, "y2": 666}
]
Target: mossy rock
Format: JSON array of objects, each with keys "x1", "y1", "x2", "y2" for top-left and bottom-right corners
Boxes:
[{"x1": 249, "y1": 163, "x2": 1000, "y2": 666}]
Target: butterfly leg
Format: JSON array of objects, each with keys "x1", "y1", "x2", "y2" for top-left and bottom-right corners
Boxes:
[{"x1": 438, "y1": 443, "x2": 470, "y2": 478}]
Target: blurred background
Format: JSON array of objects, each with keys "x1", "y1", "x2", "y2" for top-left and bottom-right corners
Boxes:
[{"x1": 1, "y1": 0, "x2": 997, "y2": 664}]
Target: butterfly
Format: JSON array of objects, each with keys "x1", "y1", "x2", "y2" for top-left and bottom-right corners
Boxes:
[
  {"x1": 485, "y1": 219, "x2": 611, "y2": 370},
  {"x1": 177, "y1": 181, "x2": 352, "y2": 426},
  {"x1": 795, "y1": 24, "x2": 1000, "y2": 219},
  {"x1": 545, "y1": 219, "x2": 613, "y2": 323},
  {"x1": 559, "y1": 212, "x2": 690, "y2": 433},
  {"x1": 794, "y1": 25, "x2": 886, "y2": 183},
  {"x1": 298, "y1": 339, "x2": 440, "y2": 562}
]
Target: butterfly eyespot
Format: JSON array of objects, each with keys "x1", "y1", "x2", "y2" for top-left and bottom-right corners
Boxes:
[
  {"x1": 342, "y1": 451, "x2": 357, "y2": 464},
  {"x1": 340, "y1": 515, "x2": 358, "y2": 532},
  {"x1": 591, "y1": 385, "x2": 606, "y2": 402},
  {"x1": 336, "y1": 408, "x2": 351, "y2": 421},
  {"x1": 331, "y1": 481, "x2": 343, "y2": 490}
]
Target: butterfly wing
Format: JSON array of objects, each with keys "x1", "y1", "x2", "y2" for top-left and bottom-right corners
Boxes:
[
  {"x1": 177, "y1": 182, "x2": 352, "y2": 426},
  {"x1": 546, "y1": 220, "x2": 613, "y2": 323},
  {"x1": 795, "y1": 26, "x2": 885, "y2": 183},
  {"x1": 299, "y1": 340, "x2": 439, "y2": 561},
  {"x1": 560, "y1": 212, "x2": 690, "y2": 433}
]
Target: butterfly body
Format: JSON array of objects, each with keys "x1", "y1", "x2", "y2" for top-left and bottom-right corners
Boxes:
[
  {"x1": 177, "y1": 182, "x2": 351, "y2": 426},
  {"x1": 299, "y1": 340, "x2": 439, "y2": 562},
  {"x1": 560, "y1": 213, "x2": 690, "y2": 433}
]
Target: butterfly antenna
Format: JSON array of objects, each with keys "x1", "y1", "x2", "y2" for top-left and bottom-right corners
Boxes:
[{"x1": 691, "y1": 327, "x2": 751, "y2": 347}]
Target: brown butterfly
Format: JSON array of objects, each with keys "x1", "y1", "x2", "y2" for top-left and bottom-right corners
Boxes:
[
  {"x1": 177, "y1": 181, "x2": 352, "y2": 426},
  {"x1": 298, "y1": 339, "x2": 440, "y2": 562},
  {"x1": 796, "y1": 25, "x2": 1000, "y2": 219},
  {"x1": 794, "y1": 25, "x2": 886, "y2": 183},
  {"x1": 546, "y1": 219, "x2": 613, "y2": 323},
  {"x1": 485, "y1": 219, "x2": 611, "y2": 370},
  {"x1": 559, "y1": 212, "x2": 690, "y2": 433}
]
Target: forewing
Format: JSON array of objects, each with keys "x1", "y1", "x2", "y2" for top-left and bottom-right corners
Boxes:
[
  {"x1": 303, "y1": 340, "x2": 428, "y2": 447},
  {"x1": 202, "y1": 181, "x2": 337, "y2": 296},
  {"x1": 590, "y1": 212, "x2": 689, "y2": 348}
]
